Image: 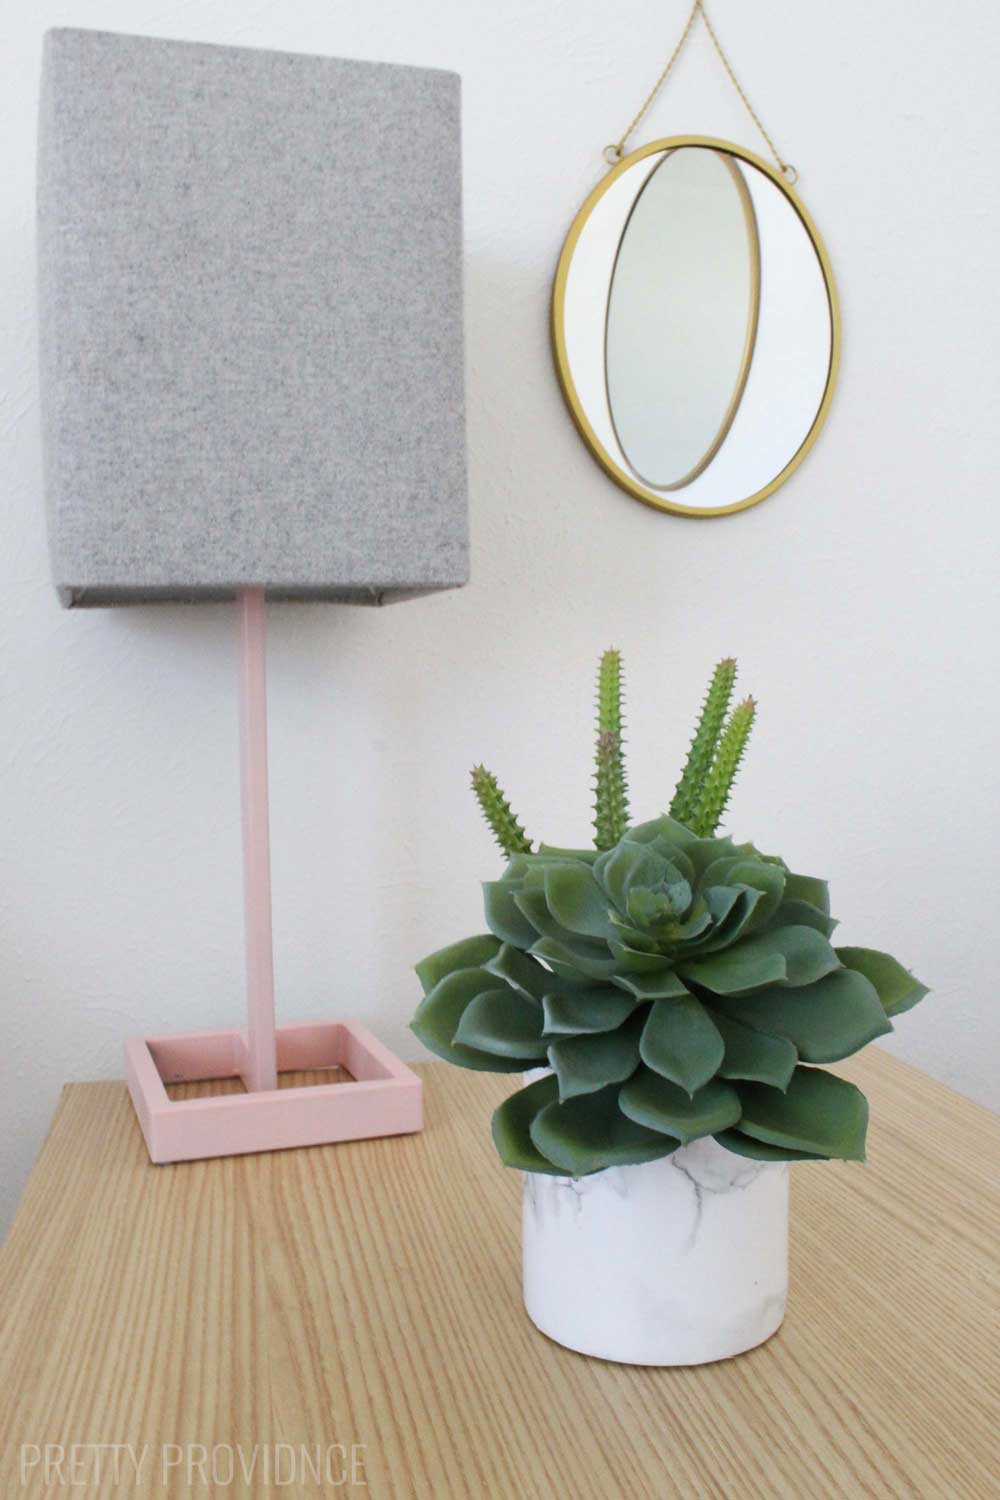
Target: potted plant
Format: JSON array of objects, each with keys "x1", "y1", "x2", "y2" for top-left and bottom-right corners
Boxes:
[{"x1": 412, "y1": 654, "x2": 929, "y2": 1366}]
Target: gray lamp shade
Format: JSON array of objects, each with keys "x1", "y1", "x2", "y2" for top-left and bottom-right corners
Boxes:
[{"x1": 37, "y1": 29, "x2": 468, "y2": 606}]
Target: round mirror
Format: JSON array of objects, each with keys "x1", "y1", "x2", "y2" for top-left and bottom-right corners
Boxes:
[{"x1": 552, "y1": 137, "x2": 840, "y2": 517}]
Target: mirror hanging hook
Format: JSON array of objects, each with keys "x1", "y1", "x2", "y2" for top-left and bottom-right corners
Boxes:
[
  {"x1": 606, "y1": 0, "x2": 799, "y2": 183},
  {"x1": 605, "y1": 0, "x2": 702, "y2": 167}
]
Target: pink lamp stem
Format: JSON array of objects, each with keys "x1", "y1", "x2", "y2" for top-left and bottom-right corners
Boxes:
[
  {"x1": 238, "y1": 587, "x2": 278, "y2": 1092},
  {"x1": 123, "y1": 586, "x2": 424, "y2": 1164}
]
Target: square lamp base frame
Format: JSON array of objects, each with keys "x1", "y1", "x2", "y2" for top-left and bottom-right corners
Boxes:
[{"x1": 126, "y1": 1019, "x2": 422, "y2": 1164}]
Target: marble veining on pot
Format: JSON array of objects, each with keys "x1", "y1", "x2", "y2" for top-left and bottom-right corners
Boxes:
[{"x1": 522, "y1": 1135, "x2": 789, "y2": 1365}]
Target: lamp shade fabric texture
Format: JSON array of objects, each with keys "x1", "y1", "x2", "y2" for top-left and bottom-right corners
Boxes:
[{"x1": 37, "y1": 29, "x2": 468, "y2": 606}]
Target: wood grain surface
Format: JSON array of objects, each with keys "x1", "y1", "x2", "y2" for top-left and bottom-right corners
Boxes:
[{"x1": 1, "y1": 1050, "x2": 997, "y2": 1498}]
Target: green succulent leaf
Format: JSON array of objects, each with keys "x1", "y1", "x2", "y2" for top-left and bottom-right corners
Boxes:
[
  {"x1": 606, "y1": 916, "x2": 661, "y2": 953},
  {"x1": 611, "y1": 969, "x2": 691, "y2": 1001},
  {"x1": 666, "y1": 904, "x2": 715, "y2": 948},
  {"x1": 482, "y1": 944, "x2": 549, "y2": 1002},
  {"x1": 736, "y1": 1068, "x2": 869, "y2": 1161},
  {"x1": 482, "y1": 881, "x2": 537, "y2": 948},
  {"x1": 639, "y1": 995, "x2": 725, "y2": 1095},
  {"x1": 768, "y1": 899, "x2": 838, "y2": 938},
  {"x1": 548, "y1": 1013, "x2": 644, "y2": 1101},
  {"x1": 713, "y1": 967, "x2": 892, "y2": 1063},
  {"x1": 626, "y1": 884, "x2": 690, "y2": 929},
  {"x1": 683, "y1": 837, "x2": 746, "y2": 879},
  {"x1": 608, "y1": 940, "x2": 676, "y2": 974},
  {"x1": 710, "y1": 1011, "x2": 798, "y2": 1089},
  {"x1": 537, "y1": 844, "x2": 600, "y2": 863},
  {"x1": 681, "y1": 925, "x2": 839, "y2": 996},
  {"x1": 685, "y1": 886, "x2": 762, "y2": 954},
  {"x1": 514, "y1": 876, "x2": 613, "y2": 956},
  {"x1": 543, "y1": 865, "x2": 615, "y2": 940},
  {"x1": 541, "y1": 987, "x2": 637, "y2": 1035},
  {"x1": 713, "y1": 1128, "x2": 826, "y2": 1162},
  {"x1": 631, "y1": 824, "x2": 738, "y2": 881},
  {"x1": 835, "y1": 947, "x2": 929, "y2": 1019},
  {"x1": 411, "y1": 968, "x2": 540, "y2": 1072},
  {"x1": 783, "y1": 871, "x2": 831, "y2": 915},
  {"x1": 596, "y1": 839, "x2": 669, "y2": 914},
  {"x1": 626, "y1": 815, "x2": 701, "y2": 854},
  {"x1": 701, "y1": 882, "x2": 745, "y2": 928},
  {"x1": 512, "y1": 883, "x2": 566, "y2": 941},
  {"x1": 453, "y1": 989, "x2": 548, "y2": 1059},
  {"x1": 415, "y1": 934, "x2": 501, "y2": 996},
  {"x1": 492, "y1": 1074, "x2": 565, "y2": 1173},
  {"x1": 701, "y1": 858, "x2": 785, "y2": 932},
  {"x1": 530, "y1": 936, "x2": 618, "y2": 982},
  {"x1": 619, "y1": 1068, "x2": 741, "y2": 1144},
  {"x1": 529, "y1": 1084, "x2": 678, "y2": 1177}
]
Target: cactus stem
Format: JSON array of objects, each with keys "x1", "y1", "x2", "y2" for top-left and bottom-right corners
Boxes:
[
  {"x1": 593, "y1": 649, "x2": 629, "y2": 849},
  {"x1": 690, "y1": 697, "x2": 756, "y2": 836},
  {"x1": 670, "y1": 659, "x2": 737, "y2": 827},
  {"x1": 470, "y1": 765, "x2": 532, "y2": 857}
]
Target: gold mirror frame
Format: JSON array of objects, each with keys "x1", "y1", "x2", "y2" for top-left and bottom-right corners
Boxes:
[{"x1": 551, "y1": 136, "x2": 841, "y2": 518}]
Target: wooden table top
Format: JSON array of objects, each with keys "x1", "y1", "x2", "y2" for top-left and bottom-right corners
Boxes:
[{"x1": 1, "y1": 1049, "x2": 997, "y2": 1498}]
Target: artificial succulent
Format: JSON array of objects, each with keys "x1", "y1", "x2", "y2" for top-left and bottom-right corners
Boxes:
[{"x1": 412, "y1": 654, "x2": 928, "y2": 1175}]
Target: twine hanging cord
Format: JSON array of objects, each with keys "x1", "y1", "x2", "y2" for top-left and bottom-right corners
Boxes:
[{"x1": 604, "y1": 0, "x2": 798, "y2": 185}]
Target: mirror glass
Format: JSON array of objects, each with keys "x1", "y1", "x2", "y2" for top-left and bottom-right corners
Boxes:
[
  {"x1": 553, "y1": 137, "x2": 838, "y2": 516},
  {"x1": 606, "y1": 147, "x2": 759, "y2": 490}
]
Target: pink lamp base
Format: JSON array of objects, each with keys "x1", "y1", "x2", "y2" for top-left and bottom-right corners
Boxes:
[{"x1": 125, "y1": 1019, "x2": 422, "y2": 1164}]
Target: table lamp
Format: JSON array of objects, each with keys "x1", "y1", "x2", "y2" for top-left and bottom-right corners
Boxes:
[{"x1": 36, "y1": 29, "x2": 467, "y2": 1162}]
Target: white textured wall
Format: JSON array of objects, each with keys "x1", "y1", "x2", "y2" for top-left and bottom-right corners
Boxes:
[{"x1": 2, "y1": 1, "x2": 998, "y2": 1236}]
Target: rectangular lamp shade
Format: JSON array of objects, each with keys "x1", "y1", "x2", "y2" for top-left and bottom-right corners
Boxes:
[{"x1": 37, "y1": 29, "x2": 468, "y2": 606}]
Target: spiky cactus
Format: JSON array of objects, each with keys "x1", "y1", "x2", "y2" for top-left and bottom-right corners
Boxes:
[
  {"x1": 690, "y1": 696, "x2": 756, "y2": 837},
  {"x1": 593, "y1": 649, "x2": 629, "y2": 850},
  {"x1": 669, "y1": 658, "x2": 736, "y2": 826},
  {"x1": 470, "y1": 766, "x2": 532, "y2": 857},
  {"x1": 470, "y1": 654, "x2": 751, "y2": 860}
]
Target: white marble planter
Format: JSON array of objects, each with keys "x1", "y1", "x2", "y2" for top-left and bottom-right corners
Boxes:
[{"x1": 522, "y1": 1130, "x2": 789, "y2": 1366}]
